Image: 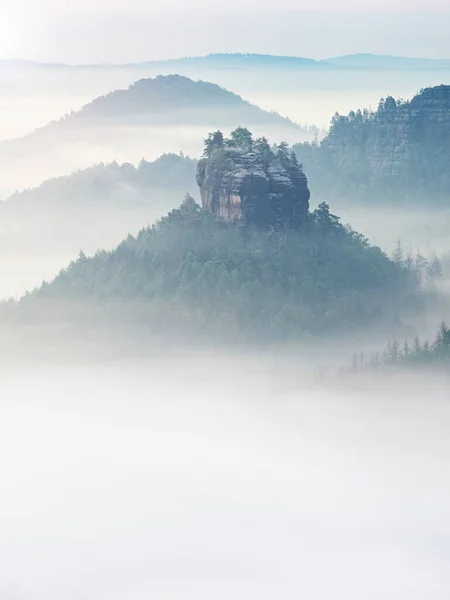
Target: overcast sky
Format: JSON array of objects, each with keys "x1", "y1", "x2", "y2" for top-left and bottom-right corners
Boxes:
[{"x1": 1, "y1": 1, "x2": 450, "y2": 62}]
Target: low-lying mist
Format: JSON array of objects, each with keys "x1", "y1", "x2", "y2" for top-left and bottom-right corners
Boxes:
[
  {"x1": 0, "y1": 122, "x2": 307, "y2": 198},
  {"x1": 0, "y1": 348, "x2": 449, "y2": 600},
  {"x1": 0, "y1": 191, "x2": 186, "y2": 299},
  {"x1": 3, "y1": 36, "x2": 450, "y2": 600},
  {"x1": 332, "y1": 203, "x2": 450, "y2": 257},
  {"x1": 2, "y1": 63, "x2": 449, "y2": 134}
]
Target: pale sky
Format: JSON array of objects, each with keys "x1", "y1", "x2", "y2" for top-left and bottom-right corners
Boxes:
[{"x1": 1, "y1": 1, "x2": 450, "y2": 62}]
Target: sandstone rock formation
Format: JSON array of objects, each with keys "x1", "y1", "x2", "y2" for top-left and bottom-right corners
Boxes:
[
  {"x1": 324, "y1": 85, "x2": 450, "y2": 192},
  {"x1": 196, "y1": 131, "x2": 310, "y2": 231}
]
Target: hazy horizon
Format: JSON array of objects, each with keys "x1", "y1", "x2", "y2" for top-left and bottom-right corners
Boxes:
[
  {"x1": 2, "y1": 6, "x2": 450, "y2": 63},
  {"x1": 1, "y1": 3, "x2": 450, "y2": 598}
]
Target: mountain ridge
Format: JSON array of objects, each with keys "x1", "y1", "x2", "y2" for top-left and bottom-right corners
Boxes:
[
  {"x1": 3, "y1": 75, "x2": 305, "y2": 141},
  {"x1": 2, "y1": 53, "x2": 450, "y2": 70}
]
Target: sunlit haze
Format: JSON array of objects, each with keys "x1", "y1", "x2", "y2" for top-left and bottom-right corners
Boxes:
[
  {"x1": 1, "y1": 2, "x2": 449, "y2": 62},
  {"x1": 1, "y1": 1, "x2": 450, "y2": 599}
]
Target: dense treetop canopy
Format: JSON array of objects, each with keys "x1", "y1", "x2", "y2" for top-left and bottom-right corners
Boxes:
[{"x1": 27, "y1": 195, "x2": 421, "y2": 342}]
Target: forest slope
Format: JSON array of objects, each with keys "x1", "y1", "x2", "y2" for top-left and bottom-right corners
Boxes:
[
  {"x1": 3, "y1": 153, "x2": 197, "y2": 210},
  {"x1": 0, "y1": 154, "x2": 197, "y2": 299},
  {"x1": 21, "y1": 198, "x2": 422, "y2": 343}
]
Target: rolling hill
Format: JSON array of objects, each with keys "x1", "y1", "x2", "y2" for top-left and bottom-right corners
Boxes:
[
  {"x1": 20, "y1": 75, "x2": 305, "y2": 132},
  {"x1": 0, "y1": 75, "x2": 311, "y2": 194},
  {"x1": 0, "y1": 154, "x2": 198, "y2": 299},
  {"x1": 3, "y1": 153, "x2": 197, "y2": 210}
]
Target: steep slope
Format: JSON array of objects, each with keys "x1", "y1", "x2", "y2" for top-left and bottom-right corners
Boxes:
[
  {"x1": 294, "y1": 85, "x2": 450, "y2": 201},
  {"x1": 196, "y1": 129, "x2": 310, "y2": 229}
]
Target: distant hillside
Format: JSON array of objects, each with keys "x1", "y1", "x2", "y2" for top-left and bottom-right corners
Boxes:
[
  {"x1": 137, "y1": 53, "x2": 324, "y2": 70},
  {"x1": 326, "y1": 54, "x2": 450, "y2": 69},
  {"x1": 3, "y1": 53, "x2": 450, "y2": 71},
  {"x1": 294, "y1": 85, "x2": 450, "y2": 202},
  {"x1": 0, "y1": 154, "x2": 198, "y2": 299},
  {"x1": 144, "y1": 53, "x2": 450, "y2": 71},
  {"x1": 0, "y1": 75, "x2": 311, "y2": 195},
  {"x1": 3, "y1": 153, "x2": 197, "y2": 210},
  {"x1": 32, "y1": 75, "x2": 304, "y2": 130}
]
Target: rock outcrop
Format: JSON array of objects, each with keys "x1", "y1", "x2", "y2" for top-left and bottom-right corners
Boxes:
[
  {"x1": 370, "y1": 85, "x2": 450, "y2": 184},
  {"x1": 196, "y1": 140, "x2": 310, "y2": 231},
  {"x1": 324, "y1": 85, "x2": 450, "y2": 192}
]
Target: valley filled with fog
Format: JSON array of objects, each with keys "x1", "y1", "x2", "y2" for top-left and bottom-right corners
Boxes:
[
  {"x1": 2, "y1": 62, "x2": 450, "y2": 197},
  {"x1": 1, "y1": 356, "x2": 450, "y2": 600},
  {"x1": 2, "y1": 62, "x2": 450, "y2": 136},
  {"x1": 1, "y1": 49, "x2": 450, "y2": 600}
]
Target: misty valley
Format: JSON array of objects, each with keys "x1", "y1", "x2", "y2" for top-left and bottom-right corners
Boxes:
[{"x1": 1, "y1": 50, "x2": 450, "y2": 600}]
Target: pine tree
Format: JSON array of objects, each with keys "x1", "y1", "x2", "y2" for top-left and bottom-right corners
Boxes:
[
  {"x1": 403, "y1": 340, "x2": 411, "y2": 359},
  {"x1": 203, "y1": 130, "x2": 224, "y2": 156},
  {"x1": 392, "y1": 239, "x2": 404, "y2": 266},
  {"x1": 434, "y1": 321, "x2": 450, "y2": 357},
  {"x1": 227, "y1": 127, "x2": 253, "y2": 150}
]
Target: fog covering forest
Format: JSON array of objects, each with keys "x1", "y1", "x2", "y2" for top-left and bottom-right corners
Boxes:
[
  {"x1": 0, "y1": 75, "x2": 314, "y2": 198},
  {"x1": 1, "y1": 53, "x2": 450, "y2": 600},
  {"x1": 19, "y1": 197, "x2": 419, "y2": 340}
]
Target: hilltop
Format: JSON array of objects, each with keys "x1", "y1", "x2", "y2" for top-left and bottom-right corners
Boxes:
[
  {"x1": 196, "y1": 128, "x2": 310, "y2": 230},
  {"x1": 27, "y1": 75, "x2": 303, "y2": 131}
]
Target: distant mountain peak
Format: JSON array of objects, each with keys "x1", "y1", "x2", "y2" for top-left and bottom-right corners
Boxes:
[{"x1": 60, "y1": 74, "x2": 302, "y2": 129}]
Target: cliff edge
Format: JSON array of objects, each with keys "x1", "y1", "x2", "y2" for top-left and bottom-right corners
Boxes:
[
  {"x1": 322, "y1": 85, "x2": 450, "y2": 192},
  {"x1": 196, "y1": 128, "x2": 310, "y2": 231}
]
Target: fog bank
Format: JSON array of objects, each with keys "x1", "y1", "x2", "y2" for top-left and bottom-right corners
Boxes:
[{"x1": 1, "y1": 355, "x2": 449, "y2": 599}]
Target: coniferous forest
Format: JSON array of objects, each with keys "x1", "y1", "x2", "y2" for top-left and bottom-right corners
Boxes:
[
  {"x1": 294, "y1": 86, "x2": 450, "y2": 203},
  {"x1": 16, "y1": 192, "x2": 422, "y2": 343}
]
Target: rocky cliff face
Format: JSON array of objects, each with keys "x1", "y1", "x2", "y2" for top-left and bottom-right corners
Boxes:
[
  {"x1": 196, "y1": 145, "x2": 310, "y2": 231},
  {"x1": 324, "y1": 85, "x2": 450, "y2": 192},
  {"x1": 371, "y1": 86, "x2": 450, "y2": 184}
]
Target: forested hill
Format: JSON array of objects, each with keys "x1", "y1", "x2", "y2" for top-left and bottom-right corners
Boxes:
[
  {"x1": 3, "y1": 153, "x2": 197, "y2": 210},
  {"x1": 26, "y1": 197, "x2": 421, "y2": 342},
  {"x1": 294, "y1": 85, "x2": 450, "y2": 202},
  {"x1": 0, "y1": 153, "x2": 198, "y2": 282},
  {"x1": 38, "y1": 75, "x2": 303, "y2": 130}
]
